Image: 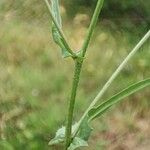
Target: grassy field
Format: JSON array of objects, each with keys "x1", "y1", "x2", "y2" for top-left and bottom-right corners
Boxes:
[{"x1": 0, "y1": 17, "x2": 150, "y2": 150}]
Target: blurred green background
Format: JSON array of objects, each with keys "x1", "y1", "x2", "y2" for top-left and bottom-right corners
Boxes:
[{"x1": 0, "y1": 0, "x2": 150, "y2": 149}]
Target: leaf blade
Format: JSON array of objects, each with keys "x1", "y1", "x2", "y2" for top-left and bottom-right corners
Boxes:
[
  {"x1": 51, "y1": 0, "x2": 62, "y2": 27},
  {"x1": 88, "y1": 78, "x2": 150, "y2": 121},
  {"x1": 77, "y1": 116, "x2": 93, "y2": 141},
  {"x1": 44, "y1": 0, "x2": 75, "y2": 57},
  {"x1": 49, "y1": 123, "x2": 78, "y2": 146},
  {"x1": 51, "y1": 0, "x2": 72, "y2": 58}
]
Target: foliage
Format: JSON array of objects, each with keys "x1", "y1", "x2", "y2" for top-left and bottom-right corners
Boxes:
[
  {"x1": 0, "y1": 0, "x2": 150, "y2": 149},
  {"x1": 0, "y1": 18, "x2": 149, "y2": 150},
  {"x1": 44, "y1": 0, "x2": 150, "y2": 149}
]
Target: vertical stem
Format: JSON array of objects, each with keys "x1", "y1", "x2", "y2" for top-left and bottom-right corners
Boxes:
[
  {"x1": 65, "y1": 60, "x2": 83, "y2": 149},
  {"x1": 65, "y1": 0, "x2": 105, "y2": 149}
]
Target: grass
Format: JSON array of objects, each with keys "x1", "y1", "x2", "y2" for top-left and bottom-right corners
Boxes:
[{"x1": 0, "y1": 19, "x2": 150, "y2": 149}]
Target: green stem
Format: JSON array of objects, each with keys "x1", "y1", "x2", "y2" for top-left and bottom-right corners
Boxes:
[
  {"x1": 65, "y1": 60, "x2": 83, "y2": 149},
  {"x1": 65, "y1": 0, "x2": 105, "y2": 149},
  {"x1": 44, "y1": 0, "x2": 75, "y2": 56},
  {"x1": 74, "y1": 30, "x2": 150, "y2": 136},
  {"x1": 81, "y1": 0, "x2": 104, "y2": 57}
]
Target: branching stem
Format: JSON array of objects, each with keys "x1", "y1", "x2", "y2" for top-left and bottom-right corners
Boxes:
[
  {"x1": 74, "y1": 30, "x2": 150, "y2": 136},
  {"x1": 45, "y1": 0, "x2": 150, "y2": 148},
  {"x1": 65, "y1": 0, "x2": 105, "y2": 149}
]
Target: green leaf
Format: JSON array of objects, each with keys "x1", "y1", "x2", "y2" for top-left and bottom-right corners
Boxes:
[
  {"x1": 49, "y1": 126, "x2": 65, "y2": 145},
  {"x1": 88, "y1": 78, "x2": 150, "y2": 121},
  {"x1": 67, "y1": 137, "x2": 88, "y2": 150},
  {"x1": 51, "y1": 0, "x2": 71, "y2": 58},
  {"x1": 52, "y1": 26, "x2": 71, "y2": 58},
  {"x1": 51, "y1": 0, "x2": 62, "y2": 27},
  {"x1": 68, "y1": 79, "x2": 150, "y2": 149},
  {"x1": 49, "y1": 123, "x2": 78, "y2": 146},
  {"x1": 64, "y1": 117, "x2": 92, "y2": 150},
  {"x1": 49, "y1": 122, "x2": 91, "y2": 149},
  {"x1": 78, "y1": 116, "x2": 92, "y2": 141}
]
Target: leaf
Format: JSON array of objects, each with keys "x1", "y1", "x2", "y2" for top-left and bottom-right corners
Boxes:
[
  {"x1": 78, "y1": 116, "x2": 92, "y2": 141},
  {"x1": 51, "y1": 0, "x2": 71, "y2": 58},
  {"x1": 49, "y1": 122, "x2": 91, "y2": 149},
  {"x1": 67, "y1": 137, "x2": 88, "y2": 150},
  {"x1": 88, "y1": 78, "x2": 150, "y2": 121},
  {"x1": 52, "y1": 26, "x2": 71, "y2": 58},
  {"x1": 67, "y1": 117, "x2": 92, "y2": 150},
  {"x1": 67, "y1": 79, "x2": 150, "y2": 149},
  {"x1": 51, "y1": 0, "x2": 62, "y2": 27},
  {"x1": 49, "y1": 126, "x2": 65, "y2": 145},
  {"x1": 49, "y1": 123, "x2": 78, "y2": 146}
]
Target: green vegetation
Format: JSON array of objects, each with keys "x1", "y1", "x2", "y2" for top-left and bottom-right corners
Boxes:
[
  {"x1": 0, "y1": 0, "x2": 150, "y2": 149},
  {"x1": 64, "y1": 0, "x2": 150, "y2": 30},
  {"x1": 44, "y1": 0, "x2": 150, "y2": 149}
]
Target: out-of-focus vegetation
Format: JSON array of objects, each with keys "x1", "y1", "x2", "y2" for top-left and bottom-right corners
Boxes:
[
  {"x1": 0, "y1": 0, "x2": 150, "y2": 30},
  {"x1": 0, "y1": 0, "x2": 149, "y2": 32},
  {"x1": 64, "y1": 0, "x2": 150, "y2": 19},
  {"x1": 64, "y1": 0, "x2": 150, "y2": 31},
  {"x1": 0, "y1": 0, "x2": 150, "y2": 149}
]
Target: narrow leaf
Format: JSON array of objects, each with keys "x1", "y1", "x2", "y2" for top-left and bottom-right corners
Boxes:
[
  {"x1": 51, "y1": 0, "x2": 62, "y2": 27},
  {"x1": 73, "y1": 78, "x2": 150, "y2": 147},
  {"x1": 51, "y1": 0, "x2": 71, "y2": 58},
  {"x1": 88, "y1": 78, "x2": 150, "y2": 121},
  {"x1": 52, "y1": 26, "x2": 71, "y2": 58}
]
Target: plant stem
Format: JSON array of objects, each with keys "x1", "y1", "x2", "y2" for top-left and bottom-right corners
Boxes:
[
  {"x1": 65, "y1": 60, "x2": 83, "y2": 149},
  {"x1": 44, "y1": 0, "x2": 75, "y2": 56},
  {"x1": 81, "y1": 0, "x2": 104, "y2": 57},
  {"x1": 74, "y1": 30, "x2": 150, "y2": 136},
  {"x1": 65, "y1": 0, "x2": 105, "y2": 148}
]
